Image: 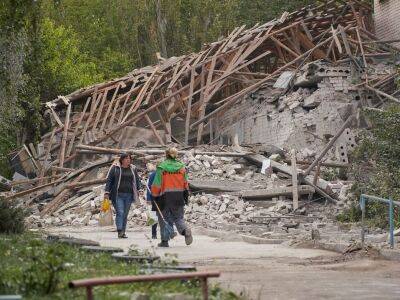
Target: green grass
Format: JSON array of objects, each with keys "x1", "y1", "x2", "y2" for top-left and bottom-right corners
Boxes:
[{"x1": 0, "y1": 232, "x2": 239, "y2": 300}]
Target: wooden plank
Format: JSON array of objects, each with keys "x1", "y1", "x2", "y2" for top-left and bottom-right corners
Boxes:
[
  {"x1": 38, "y1": 128, "x2": 56, "y2": 184},
  {"x1": 331, "y1": 26, "x2": 343, "y2": 54},
  {"x1": 221, "y1": 25, "x2": 246, "y2": 53},
  {"x1": 109, "y1": 81, "x2": 135, "y2": 129},
  {"x1": 59, "y1": 103, "x2": 71, "y2": 168},
  {"x1": 185, "y1": 67, "x2": 195, "y2": 145},
  {"x1": 271, "y1": 36, "x2": 300, "y2": 59},
  {"x1": 291, "y1": 149, "x2": 299, "y2": 210},
  {"x1": 40, "y1": 171, "x2": 88, "y2": 216},
  {"x1": 66, "y1": 97, "x2": 91, "y2": 157},
  {"x1": 5, "y1": 179, "x2": 62, "y2": 200},
  {"x1": 100, "y1": 84, "x2": 121, "y2": 132},
  {"x1": 117, "y1": 94, "x2": 130, "y2": 124},
  {"x1": 338, "y1": 25, "x2": 353, "y2": 57},
  {"x1": 313, "y1": 162, "x2": 322, "y2": 185},
  {"x1": 355, "y1": 27, "x2": 368, "y2": 68},
  {"x1": 300, "y1": 20, "x2": 313, "y2": 41},
  {"x1": 156, "y1": 107, "x2": 171, "y2": 136},
  {"x1": 365, "y1": 85, "x2": 400, "y2": 104},
  {"x1": 144, "y1": 114, "x2": 165, "y2": 146},
  {"x1": 168, "y1": 56, "x2": 196, "y2": 89},
  {"x1": 47, "y1": 105, "x2": 64, "y2": 128},
  {"x1": 92, "y1": 88, "x2": 109, "y2": 130},
  {"x1": 78, "y1": 93, "x2": 102, "y2": 145},
  {"x1": 122, "y1": 67, "x2": 159, "y2": 123},
  {"x1": 143, "y1": 75, "x2": 163, "y2": 106},
  {"x1": 297, "y1": 31, "x2": 328, "y2": 60},
  {"x1": 197, "y1": 56, "x2": 216, "y2": 145},
  {"x1": 28, "y1": 143, "x2": 38, "y2": 159}
]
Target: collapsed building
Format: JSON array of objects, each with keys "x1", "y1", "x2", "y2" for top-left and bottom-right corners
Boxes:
[{"x1": 3, "y1": 1, "x2": 400, "y2": 247}]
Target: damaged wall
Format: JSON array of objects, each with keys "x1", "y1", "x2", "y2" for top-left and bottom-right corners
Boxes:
[
  {"x1": 374, "y1": 0, "x2": 400, "y2": 47},
  {"x1": 215, "y1": 60, "x2": 393, "y2": 162}
]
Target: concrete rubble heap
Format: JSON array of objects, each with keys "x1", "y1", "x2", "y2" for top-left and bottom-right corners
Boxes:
[{"x1": 3, "y1": 1, "x2": 400, "y2": 249}]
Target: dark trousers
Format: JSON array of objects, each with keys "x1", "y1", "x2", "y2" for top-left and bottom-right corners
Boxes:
[
  {"x1": 152, "y1": 223, "x2": 157, "y2": 237},
  {"x1": 159, "y1": 204, "x2": 187, "y2": 242}
]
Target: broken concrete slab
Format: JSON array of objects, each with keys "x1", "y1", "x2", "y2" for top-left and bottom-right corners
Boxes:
[
  {"x1": 189, "y1": 179, "x2": 251, "y2": 192},
  {"x1": 241, "y1": 185, "x2": 315, "y2": 200}
]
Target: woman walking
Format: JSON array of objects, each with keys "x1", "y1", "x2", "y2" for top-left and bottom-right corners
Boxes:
[{"x1": 105, "y1": 153, "x2": 141, "y2": 238}]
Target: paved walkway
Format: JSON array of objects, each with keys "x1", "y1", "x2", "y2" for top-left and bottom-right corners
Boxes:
[{"x1": 47, "y1": 226, "x2": 400, "y2": 300}]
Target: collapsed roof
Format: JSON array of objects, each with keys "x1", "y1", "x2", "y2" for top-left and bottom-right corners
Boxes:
[{"x1": 5, "y1": 0, "x2": 400, "y2": 216}]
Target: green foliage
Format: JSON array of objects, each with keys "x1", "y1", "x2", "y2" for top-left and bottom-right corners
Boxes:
[
  {"x1": 38, "y1": 18, "x2": 103, "y2": 99},
  {"x1": 343, "y1": 106, "x2": 400, "y2": 228},
  {"x1": 21, "y1": 239, "x2": 67, "y2": 295},
  {"x1": 0, "y1": 197, "x2": 26, "y2": 234},
  {"x1": 0, "y1": 233, "x2": 239, "y2": 299}
]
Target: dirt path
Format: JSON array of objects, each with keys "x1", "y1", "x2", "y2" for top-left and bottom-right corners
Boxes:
[{"x1": 47, "y1": 226, "x2": 400, "y2": 300}]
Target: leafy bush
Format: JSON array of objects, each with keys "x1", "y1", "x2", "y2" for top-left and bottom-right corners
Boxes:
[
  {"x1": 21, "y1": 239, "x2": 67, "y2": 295},
  {"x1": 0, "y1": 197, "x2": 26, "y2": 234},
  {"x1": 342, "y1": 106, "x2": 400, "y2": 228}
]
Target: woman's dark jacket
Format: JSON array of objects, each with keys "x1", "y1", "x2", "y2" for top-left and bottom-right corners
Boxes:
[{"x1": 105, "y1": 162, "x2": 141, "y2": 206}]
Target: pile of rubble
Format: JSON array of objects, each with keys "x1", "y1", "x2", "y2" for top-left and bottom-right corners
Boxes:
[{"x1": 3, "y1": 1, "x2": 400, "y2": 249}]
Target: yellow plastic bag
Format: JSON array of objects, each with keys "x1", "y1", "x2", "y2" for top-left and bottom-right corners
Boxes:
[{"x1": 101, "y1": 198, "x2": 111, "y2": 212}]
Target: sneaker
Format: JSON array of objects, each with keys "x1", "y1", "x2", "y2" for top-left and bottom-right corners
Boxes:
[
  {"x1": 184, "y1": 228, "x2": 193, "y2": 245},
  {"x1": 121, "y1": 233, "x2": 128, "y2": 239},
  {"x1": 158, "y1": 241, "x2": 169, "y2": 247},
  {"x1": 117, "y1": 230, "x2": 123, "y2": 238}
]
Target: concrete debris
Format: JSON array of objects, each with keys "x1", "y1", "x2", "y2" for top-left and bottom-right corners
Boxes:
[{"x1": 4, "y1": 1, "x2": 400, "y2": 252}]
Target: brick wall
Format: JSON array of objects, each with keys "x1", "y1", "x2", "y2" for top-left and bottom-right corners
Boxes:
[{"x1": 374, "y1": 0, "x2": 400, "y2": 47}]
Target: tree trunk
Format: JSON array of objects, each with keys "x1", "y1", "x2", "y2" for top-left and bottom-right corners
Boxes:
[{"x1": 155, "y1": 0, "x2": 168, "y2": 58}]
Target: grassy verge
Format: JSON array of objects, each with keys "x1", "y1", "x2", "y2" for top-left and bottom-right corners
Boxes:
[{"x1": 0, "y1": 232, "x2": 239, "y2": 300}]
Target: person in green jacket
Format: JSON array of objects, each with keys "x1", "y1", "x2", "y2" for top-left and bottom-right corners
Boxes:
[{"x1": 151, "y1": 148, "x2": 192, "y2": 247}]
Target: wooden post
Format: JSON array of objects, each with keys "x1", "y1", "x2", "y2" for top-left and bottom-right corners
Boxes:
[
  {"x1": 39, "y1": 129, "x2": 56, "y2": 184},
  {"x1": 66, "y1": 98, "x2": 90, "y2": 157},
  {"x1": 185, "y1": 67, "x2": 195, "y2": 145},
  {"x1": 313, "y1": 162, "x2": 322, "y2": 185},
  {"x1": 59, "y1": 103, "x2": 71, "y2": 168},
  {"x1": 291, "y1": 149, "x2": 299, "y2": 210},
  {"x1": 144, "y1": 114, "x2": 165, "y2": 146}
]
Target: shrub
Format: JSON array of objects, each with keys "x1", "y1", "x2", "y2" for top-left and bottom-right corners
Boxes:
[
  {"x1": 343, "y1": 106, "x2": 400, "y2": 228},
  {"x1": 0, "y1": 197, "x2": 27, "y2": 234}
]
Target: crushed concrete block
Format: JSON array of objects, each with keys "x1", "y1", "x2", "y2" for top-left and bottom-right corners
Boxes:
[
  {"x1": 212, "y1": 169, "x2": 223, "y2": 175},
  {"x1": 220, "y1": 157, "x2": 233, "y2": 163},
  {"x1": 203, "y1": 160, "x2": 211, "y2": 168},
  {"x1": 218, "y1": 203, "x2": 227, "y2": 213},
  {"x1": 273, "y1": 71, "x2": 295, "y2": 89},
  {"x1": 211, "y1": 159, "x2": 220, "y2": 166}
]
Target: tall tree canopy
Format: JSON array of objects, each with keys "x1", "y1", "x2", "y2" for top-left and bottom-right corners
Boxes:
[{"x1": 0, "y1": 0, "x2": 313, "y2": 176}]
